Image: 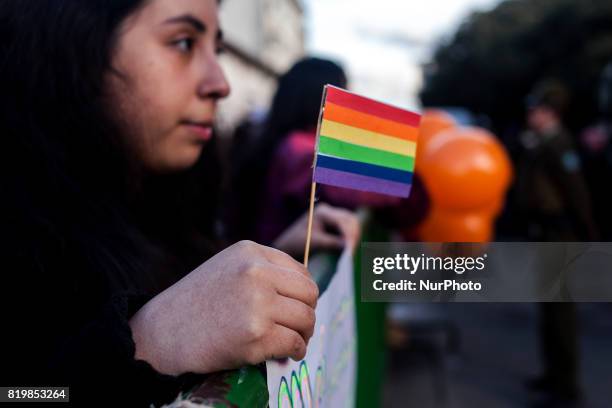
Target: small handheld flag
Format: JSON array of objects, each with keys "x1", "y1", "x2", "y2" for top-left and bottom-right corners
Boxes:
[
  {"x1": 303, "y1": 85, "x2": 421, "y2": 266},
  {"x1": 314, "y1": 85, "x2": 420, "y2": 197}
]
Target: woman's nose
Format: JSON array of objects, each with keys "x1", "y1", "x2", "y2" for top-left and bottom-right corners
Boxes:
[{"x1": 197, "y1": 55, "x2": 231, "y2": 100}]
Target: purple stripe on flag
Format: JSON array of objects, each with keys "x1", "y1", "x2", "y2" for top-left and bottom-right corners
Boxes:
[{"x1": 314, "y1": 167, "x2": 412, "y2": 198}]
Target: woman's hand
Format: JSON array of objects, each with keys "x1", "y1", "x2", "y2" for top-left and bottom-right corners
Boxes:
[
  {"x1": 274, "y1": 203, "x2": 360, "y2": 258},
  {"x1": 129, "y1": 241, "x2": 319, "y2": 376}
]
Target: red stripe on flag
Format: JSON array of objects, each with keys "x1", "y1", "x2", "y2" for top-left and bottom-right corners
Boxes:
[{"x1": 326, "y1": 86, "x2": 421, "y2": 128}]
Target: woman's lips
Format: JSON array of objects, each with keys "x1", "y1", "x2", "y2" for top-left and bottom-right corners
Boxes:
[{"x1": 182, "y1": 121, "x2": 213, "y2": 141}]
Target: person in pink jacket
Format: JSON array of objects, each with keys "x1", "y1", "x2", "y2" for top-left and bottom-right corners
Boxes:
[{"x1": 229, "y1": 58, "x2": 429, "y2": 245}]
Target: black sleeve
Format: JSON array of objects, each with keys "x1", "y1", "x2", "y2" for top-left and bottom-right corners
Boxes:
[
  {"x1": 50, "y1": 294, "x2": 188, "y2": 406},
  {"x1": 0, "y1": 252, "x2": 202, "y2": 407}
]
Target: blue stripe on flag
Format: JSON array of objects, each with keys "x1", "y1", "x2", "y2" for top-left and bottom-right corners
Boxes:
[{"x1": 315, "y1": 154, "x2": 413, "y2": 184}]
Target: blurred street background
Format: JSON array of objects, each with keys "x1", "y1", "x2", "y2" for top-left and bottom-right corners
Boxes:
[
  {"x1": 214, "y1": 0, "x2": 612, "y2": 406},
  {"x1": 383, "y1": 303, "x2": 612, "y2": 408}
]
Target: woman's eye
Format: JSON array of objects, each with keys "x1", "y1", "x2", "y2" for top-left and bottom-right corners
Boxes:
[{"x1": 174, "y1": 38, "x2": 195, "y2": 53}]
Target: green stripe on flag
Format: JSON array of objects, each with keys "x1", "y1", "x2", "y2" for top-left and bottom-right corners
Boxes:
[{"x1": 318, "y1": 135, "x2": 415, "y2": 172}]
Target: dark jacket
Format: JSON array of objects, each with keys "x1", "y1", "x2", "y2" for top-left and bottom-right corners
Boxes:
[
  {"x1": 1, "y1": 205, "x2": 211, "y2": 406},
  {"x1": 516, "y1": 126, "x2": 597, "y2": 241}
]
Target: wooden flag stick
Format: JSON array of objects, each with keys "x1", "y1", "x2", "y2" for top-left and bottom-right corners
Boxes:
[
  {"x1": 304, "y1": 86, "x2": 328, "y2": 267},
  {"x1": 303, "y1": 181, "x2": 317, "y2": 267}
]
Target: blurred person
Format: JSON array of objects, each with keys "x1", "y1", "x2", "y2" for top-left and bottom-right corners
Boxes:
[
  {"x1": 228, "y1": 57, "x2": 429, "y2": 245},
  {"x1": 579, "y1": 62, "x2": 612, "y2": 240},
  {"x1": 0, "y1": 1, "x2": 359, "y2": 406},
  {"x1": 516, "y1": 80, "x2": 597, "y2": 404},
  {"x1": 518, "y1": 80, "x2": 596, "y2": 242}
]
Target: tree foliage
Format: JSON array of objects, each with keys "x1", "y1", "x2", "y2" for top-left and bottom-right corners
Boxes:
[{"x1": 420, "y1": 0, "x2": 612, "y2": 132}]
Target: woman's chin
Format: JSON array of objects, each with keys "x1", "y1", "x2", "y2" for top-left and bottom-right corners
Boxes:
[{"x1": 148, "y1": 146, "x2": 204, "y2": 174}]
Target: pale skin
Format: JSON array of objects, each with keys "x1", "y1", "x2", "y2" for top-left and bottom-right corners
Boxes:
[{"x1": 108, "y1": 0, "x2": 359, "y2": 375}]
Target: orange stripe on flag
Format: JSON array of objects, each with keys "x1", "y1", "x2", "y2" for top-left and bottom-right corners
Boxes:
[
  {"x1": 326, "y1": 86, "x2": 421, "y2": 127},
  {"x1": 323, "y1": 102, "x2": 419, "y2": 143}
]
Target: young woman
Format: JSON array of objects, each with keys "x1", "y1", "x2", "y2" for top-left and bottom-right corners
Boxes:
[{"x1": 0, "y1": 0, "x2": 358, "y2": 405}]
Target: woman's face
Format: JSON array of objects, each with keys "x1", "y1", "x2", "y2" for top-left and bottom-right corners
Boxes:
[{"x1": 108, "y1": 0, "x2": 230, "y2": 173}]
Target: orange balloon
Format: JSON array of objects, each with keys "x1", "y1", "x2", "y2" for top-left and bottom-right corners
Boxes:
[
  {"x1": 418, "y1": 208, "x2": 494, "y2": 242},
  {"x1": 417, "y1": 127, "x2": 513, "y2": 211},
  {"x1": 482, "y1": 196, "x2": 506, "y2": 217},
  {"x1": 420, "y1": 242, "x2": 490, "y2": 258},
  {"x1": 415, "y1": 110, "x2": 456, "y2": 169}
]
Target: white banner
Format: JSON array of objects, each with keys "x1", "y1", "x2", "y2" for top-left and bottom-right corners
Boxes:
[{"x1": 266, "y1": 247, "x2": 356, "y2": 408}]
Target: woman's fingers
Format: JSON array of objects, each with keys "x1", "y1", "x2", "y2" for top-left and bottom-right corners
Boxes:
[
  {"x1": 314, "y1": 204, "x2": 361, "y2": 248},
  {"x1": 272, "y1": 295, "x2": 316, "y2": 342},
  {"x1": 271, "y1": 204, "x2": 360, "y2": 258},
  {"x1": 310, "y1": 229, "x2": 344, "y2": 250},
  {"x1": 258, "y1": 243, "x2": 311, "y2": 277},
  {"x1": 272, "y1": 266, "x2": 319, "y2": 308},
  {"x1": 264, "y1": 324, "x2": 308, "y2": 362}
]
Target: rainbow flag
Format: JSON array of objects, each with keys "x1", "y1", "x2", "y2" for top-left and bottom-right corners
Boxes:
[{"x1": 313, "y1": 85, "x2": 421, "y2": 198}]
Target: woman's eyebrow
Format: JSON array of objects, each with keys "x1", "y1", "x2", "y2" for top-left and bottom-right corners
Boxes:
[{"x1": 163, "y1": 14, "x2": 206, "y2": 32}]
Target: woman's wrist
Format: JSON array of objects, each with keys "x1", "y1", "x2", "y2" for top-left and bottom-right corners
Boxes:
[
  {"x1": 273, "y1": 232, "x2": 303, "y2": 258},
  {"x1": 128, "y1": 288, "x2": 222, "y2": 377},
  {"x1": 130, "y1": 302, "x2": 157, "y2": 366},
  {"x1": 129, "y1": 298, "x2": 179, "y2": 376}
]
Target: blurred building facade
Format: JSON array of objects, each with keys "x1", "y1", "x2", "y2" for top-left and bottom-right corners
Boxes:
[{"x1": 217, "y1": 0, "x2": 305, "y2": 132}]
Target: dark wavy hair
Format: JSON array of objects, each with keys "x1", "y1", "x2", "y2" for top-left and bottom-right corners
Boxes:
[
  {"x1": 227, "y1": 57, "x2": 347, "y2": 240},
  {"x1": 1, "y1": 0, "x2": 221, "y2": 293}
]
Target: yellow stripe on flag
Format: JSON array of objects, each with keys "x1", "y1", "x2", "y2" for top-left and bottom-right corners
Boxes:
[
  {"x1": 320, "y1": 119, "x2": 417, "y2": 157},
  {"x1": 323, "y1": 102, "x2": 419, "y2": 142}
]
